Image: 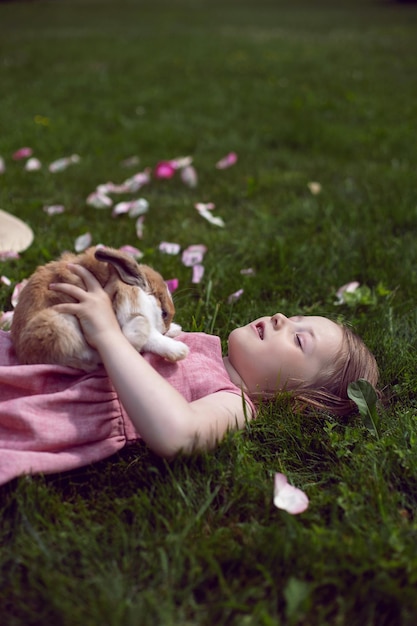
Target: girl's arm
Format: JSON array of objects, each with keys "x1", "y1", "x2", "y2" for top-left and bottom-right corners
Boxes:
[{"x1": 50, "y1": 264, "x2": 252, "y2": 457}]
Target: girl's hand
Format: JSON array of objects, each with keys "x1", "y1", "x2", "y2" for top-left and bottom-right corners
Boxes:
[{"x1": 50, "y1": 264, "x2": 122, "y2": 349}]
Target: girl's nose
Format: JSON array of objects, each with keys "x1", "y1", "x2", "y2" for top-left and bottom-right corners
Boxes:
[{"x1": 271, "y1": 313, "x2": 288, "y2": 329}]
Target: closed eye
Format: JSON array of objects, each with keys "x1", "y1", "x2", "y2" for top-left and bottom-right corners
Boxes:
[{"x1": 295, "y1": 334, "x2": 303, "y2": 350}]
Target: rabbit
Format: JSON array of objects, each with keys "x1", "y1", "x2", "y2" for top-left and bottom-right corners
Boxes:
[{"x1": 10, "y1": 246, "x2": 189, "y2": 371}]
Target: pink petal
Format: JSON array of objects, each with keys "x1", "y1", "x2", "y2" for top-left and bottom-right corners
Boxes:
[
  {"x1": 118, "y1": 245, "x2": 143, "y2": 260},
  {"x1": 273, "y1": 473, "x2": 309, "y2": 515},
  {"x1": 192, "y1": 264, "x2": 204, "y2": 284},
  {"x1": 43, "y1": 204, "x2": 65, "y2": 215},
  {"x1": 74, "y1": 232, "x2": 92, "y2": 252},
  {"x1": 165, "y1": 278, "x2": 179, "y2": 293},
  {"x1": 0, "y1": 157, "x2": 5, "y2": 174},
  {"x1": 227, "y1": 288, "x2": 244, "y2": 304},
  {"x1": 240, "y1": 268, "x2": 256, "y2": 276},
  {"x1": 159, "y1": 241, "x2": 181, "y2": 255},
  {"x1": 181, "y1": 244, "x2": 207, "y2": 267},
  {"x1": 13, "y1": 147, "x2": 33, "y2": 160},
  {"x1": 181, "y1": 165, "x2": 198, "y2": 188},
  {"x1": 1, "y1": 275, "x2": 11, "y2": 286},
  {"x1": 215, "y1": 152, "x2": 238, "y2": 169},
  {"x1": 112, "y1": 202, "x2": 131, "y2": 216},
  {"x1": 122, "y1": 170, "x2": 151, "y2": 192},
  {"x1": 11, "y1": 280, "x2": 28, "y2": 308},
  {"x1": 154, "y1": 161, "x2": 176, "y2": 179},
  {"x1": 0, "y1": 251, "x2": 20, "y2": 261}
]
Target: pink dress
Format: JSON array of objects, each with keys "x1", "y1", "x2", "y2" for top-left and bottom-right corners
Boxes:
[{"x1": 0, "y1": 330, "x2": 255, "y2": 485}]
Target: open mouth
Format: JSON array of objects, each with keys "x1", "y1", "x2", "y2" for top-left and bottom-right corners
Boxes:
[{"x1": 256, "y1": 323, "x2": 264, "y2": 340}]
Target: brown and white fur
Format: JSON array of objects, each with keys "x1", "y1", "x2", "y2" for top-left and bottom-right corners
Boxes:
[{"x1": 10, "y1": 246, "x2": 189, "y2": 371}]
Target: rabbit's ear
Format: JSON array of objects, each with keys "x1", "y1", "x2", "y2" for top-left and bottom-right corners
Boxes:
[{"x1": 94, "y1": 247, "x2": 147, "y2": 288}]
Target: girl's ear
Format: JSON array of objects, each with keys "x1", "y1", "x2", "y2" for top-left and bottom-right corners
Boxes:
[{"x1": 94, "y1": 247, "x2": 147, "y2": 288}]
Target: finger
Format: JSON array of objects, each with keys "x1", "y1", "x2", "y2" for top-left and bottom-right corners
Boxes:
[
  {"x1": 66, "y1": 263, "x2": 102, "y2": 292},
  {"x1": 52, "y1": 302, "x2": 81, "y2": 315},
  {"x1": 49, "y1": 281, "x2": 88, "y2": 301}
]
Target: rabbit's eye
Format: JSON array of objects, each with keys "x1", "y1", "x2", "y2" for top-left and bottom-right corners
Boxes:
[{"x1": 161, "y1": 309, "x2": 168, "y2": 320}]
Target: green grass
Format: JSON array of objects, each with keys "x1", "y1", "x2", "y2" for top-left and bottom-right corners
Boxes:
[{"x1": 1, "y1": 0, "x2": 417, "y2": 623}]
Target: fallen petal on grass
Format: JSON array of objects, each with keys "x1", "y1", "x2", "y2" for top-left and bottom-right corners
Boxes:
[
  {"x1": 135, "y1": 215, "x2": 145, "y2": 239},
  {"x1": 227, "y1": 288, "x2": 244, "y2": 304},
  {"x1": 75, "y1": 232, "x2": 92, "y2": 252},
  {"x1": 25, "y1": 158, "x2": 42, "y2": 171},
  {"x1": 120, "y1": 155, "x2": 140, "y2": 167},
  {"x1": 128, "y1": 198, "x2": 149, "y2": 217},
  {"x1": 1, "y1": 275, "x2": 11, "y2": 286},
  {"x1": 49, "y1": 154, "x2": 80, "y2": 173},
  {"x1": 307, "y1": 181, "x2": 322, "y2": 195},
  {"x1": 335, "y1": 281, "x2": 360, "y2": 304},
  {"x1": 159, "y1": 242, "x2": 181, "y2": 255},
  {"x1": 0, "y1": 157, "x2": 5, "y2": 174},
  {"x1": 87, "y1": 192, "x2": 113, "y2": 209},
  {"x1": 181, "y1": 165, "x2": 198, "y2": 188},
  {"x1": 197, "y1": 208, "x2": 225, "y2": 227},
  {"x1": 195, "y1": 202, "x2": 225, "y2": 227},
  {"x1": 195, "y1": 202, "x2": 215, "y2": 212},
  {"x1": 118, "y1": 245, "x2": 143, "y2": 259},
  {"x1": 11, "y1": 280, "x2": 28, "y2": 307},
  {"x1": 165, "y1": 278, "x2": 179, "y2": 293},
  {"x1": 216, "y1": 152, "x2": 238, "y2": 169},
  {"x1": 273, "y1": 473, "x2": 309, "y2": 514},
  {"x1": 13, "y1": 147, "x2": 33, "y2": 160},
  {"x1": 192, "y1": 264, "x2": 204, "y2": 283},
  {"x1": 122, "y1": 170, "x2": 151, "y2": 193},
  {"x1": 0, "y1": 251, "x2": 20, "y2": 261},
  {"x1": 182, "y1": 244, "x2": 207, "y2": 267},
  {"x1": 154, "y1": 161, "x2": 176, "y2": 179},
  {"x1": 43, "y1": 204, "x2": 65, "y2": 215},
  {"x1": 170, "y1": 155, "x2": 193, "y2": 169}
]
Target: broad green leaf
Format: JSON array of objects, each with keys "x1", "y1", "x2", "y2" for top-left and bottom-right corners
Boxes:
[{"x1": 348, "y1": 379, "x2": 380, "y2": 438}]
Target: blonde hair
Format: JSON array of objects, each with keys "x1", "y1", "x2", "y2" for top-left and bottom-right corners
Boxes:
[
  {"x1": 292, "y1": 324, "x2": 379, "y2": 417},
  {"x1": 250, "y1": 324, "x2": 379, "y2": 418}
]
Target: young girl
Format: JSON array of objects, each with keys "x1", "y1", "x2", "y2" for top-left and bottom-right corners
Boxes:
[{"x1": 0, "y1": 264, "x2": 378, "y2": 486}]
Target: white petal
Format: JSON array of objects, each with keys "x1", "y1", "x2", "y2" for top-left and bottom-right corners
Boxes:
[
  {"x1": 307, "y1": 181, "x2": 322, "y2": 195},
  {"x1": 273, "y1": 473, "x2": 309, "y2": 515},
  {"x1": 43, "y1": 204, "x2": 65, "y2": 215},
  {"x1": 25, "y1": 157, "x2": 42, "y2": 171},
  {"x1": 74, "y1": 232, "x2": 92, "y2": 252},
  {"x1": 181, "y1": 165, "x2": 198, "y2": 188},
  {"x1": 128, "y1": 198, "x2": 149, "y2": 217},
  {"x1": 87, "y1": 192, "x2": 113, "y2": 209},
  {"x1": 159, "y1": 242, "x2": 181, "y2": 255}
]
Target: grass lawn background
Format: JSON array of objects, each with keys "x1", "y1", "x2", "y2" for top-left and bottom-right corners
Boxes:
[{"x1": 1, "y1": 0, "x2": 417, "y2": 624}]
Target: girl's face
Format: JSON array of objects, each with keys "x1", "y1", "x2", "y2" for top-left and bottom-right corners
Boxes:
[{"x1": 227, "y1": 314, "x2": 343, "y2": 393}]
